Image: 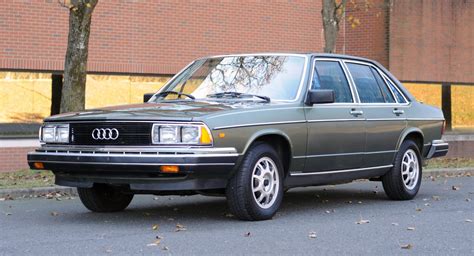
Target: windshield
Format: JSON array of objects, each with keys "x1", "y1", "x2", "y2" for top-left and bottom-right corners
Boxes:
[{"x1": 151, "y1": 55, "x2": 306, "y2": 102}]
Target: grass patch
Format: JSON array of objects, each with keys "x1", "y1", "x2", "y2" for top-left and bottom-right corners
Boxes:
[
  {"x1": 0, "y1": 169, "x2": 54, "y2": 189},
  {"x1": 425, "y1": 157, "x2": 474, "y2": 169}
]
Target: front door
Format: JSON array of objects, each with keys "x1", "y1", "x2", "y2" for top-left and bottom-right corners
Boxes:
[{"x1": 303, "y1": 59, "x2": 366, "y2": 173}]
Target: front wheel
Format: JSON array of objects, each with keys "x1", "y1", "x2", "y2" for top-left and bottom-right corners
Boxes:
[
  {"x1": 77, "y1": 184, "x2": 134, "y2": 212},
  {"x1": 382, "y1": 140, "x2": 422, "y2": 200},
  {"x1": 226, "y1": 143, "x2": 284, "y2": 221}
]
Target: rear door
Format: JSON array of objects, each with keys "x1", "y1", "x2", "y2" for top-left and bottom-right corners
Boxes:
[
  {"x1": 344, "y1": 61, "x2": 408, "y2": 167},
  {"x1": 303, "y1": 59, "x2": 366, "y2": 173}
]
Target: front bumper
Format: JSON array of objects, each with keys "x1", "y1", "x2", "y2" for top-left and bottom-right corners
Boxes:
[
  {"x1": 27, "y1": 146, "x2": 239, "y2": 191},
  {"x1": 426, "y1": 140, "x2": 449, "y2": 159}
]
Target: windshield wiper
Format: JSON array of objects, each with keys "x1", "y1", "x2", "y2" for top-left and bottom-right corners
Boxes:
[
  {"x1": 155, "y1": 91, "x2": 195, "y2": 100},
  {"x1": 207, "y1": 92, "x2": 270, "y2": 102}
]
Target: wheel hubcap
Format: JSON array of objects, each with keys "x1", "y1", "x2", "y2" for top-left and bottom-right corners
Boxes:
[
  {"x1": 401, "y1": 149, "x2": 420, "y2": 190},
  {"x1": 252, "y1": 157, "x2": 279, "y2": 209}
]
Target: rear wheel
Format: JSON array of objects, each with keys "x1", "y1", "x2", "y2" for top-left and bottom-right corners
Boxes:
[
  {"x1": 226, "y1": 143, "x2": 284, "y2": 221},
  {"x1": 77, "y1": 184, "x2": 134, "y2": 212},
  {"x1": 382, "y1": 140, "x2": 422, "y2": 200}
]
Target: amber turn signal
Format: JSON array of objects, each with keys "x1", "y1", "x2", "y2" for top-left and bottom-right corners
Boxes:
[
  {"x1": 33, "y1": 162, "x2": 44, "y2": 169},
  {"x1": 160, "y1": 165, "x2": 179, "y2": 173}
]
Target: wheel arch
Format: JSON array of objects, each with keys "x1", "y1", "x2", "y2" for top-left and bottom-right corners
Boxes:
[
  {"x1": 397, "y1": 127, "x2": 424, "y2": 153},
  {"x1": 241, "y1": 129, "x2": 294, "y2": 177}
]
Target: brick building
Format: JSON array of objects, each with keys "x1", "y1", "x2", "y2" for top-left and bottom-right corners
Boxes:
[{"x1": 0, "y1": 0, "x2": 473, "y2": 171}]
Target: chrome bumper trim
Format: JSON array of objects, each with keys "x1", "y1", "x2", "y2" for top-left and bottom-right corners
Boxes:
[
  {"x1": 33, "y1": 146, "x2": 238, "y2": 158},
  {"x1": 426, "y1": 140, "x2": 449, "y2": 159}
]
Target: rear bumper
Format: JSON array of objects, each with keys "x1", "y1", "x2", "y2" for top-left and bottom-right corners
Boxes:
[
  {"x1": 27, "y1": 146, "x2": 239, "y2": 191},
  {"x1": 426, "y1": 140, "x2": 449, "y2": 159}
]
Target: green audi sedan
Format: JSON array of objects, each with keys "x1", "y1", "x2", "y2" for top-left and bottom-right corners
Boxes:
[{"x1": 28, "y1": 53, "x2": 448, "y2": 220}]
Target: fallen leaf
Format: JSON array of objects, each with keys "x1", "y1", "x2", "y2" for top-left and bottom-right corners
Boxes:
[
  {"x1": 175, "y1": 224, "x2": 187, "y2": 232},
  {"x1": 465, "y1": 198, "x2": 471, "y2": 202},
  {"x1": 346, "y1": 201, "x2": 353, "y2": 204},
  {"x1": 244, "y1": 232, "x2": 251, "y2": 237},
  {"x1": 357, "y1": 201, "x2": 362, "y2": 204},
  {"x1": 162, "y1": 246, "x2": 169, "y2": 251},
  {"x1": 4, "y1": 212, "x2": 12, "y2": 216},
  {"x1": 50, "y1": 211, "x2": 59, "y2": 217},
  {"x1": 225, "y1": 213, "x2": 234, "y2": 218},
  {"x1": 153, "y1": 197, "x2": 159, "y2": 201},
  {"x1": 415, "y1": 208, "x2": 422, "y2": 212},
  {"x1": 105, "y1": 249, "x2": 112, "y2": 253},
  {"x1": 356, "y1": 219, "x2": 370, "y2": 224},
  {"x1": 465, "y1": 219, "x2": 473, "y2": 223},
  {"x1": 432, "y1": 196, "x2": 440, "y2": 201},
  {"x1": 452, "y1": 186, "x2": 460, "y2": 191},
  {"x1": 152, "y1": 224, "x2": 159, "y2": 231},
  {"x1": 391, "y1": 223, "x2": 399, "y2": 226},
  {"x1": 401, "y1": 244, "x2": 413, "y2": 249},
  {"x1": 407, "y1": 227, "x2": 415, "y2": 231},
  {"x1": 424, "y1": 203, "x2": 431, "y2": 207},
  {"x1": 308, "y1": 231, "x2": 317, "y2": 239},
  {"x1": 146, "y1": 239, "x2": 161, "y2": 247}
]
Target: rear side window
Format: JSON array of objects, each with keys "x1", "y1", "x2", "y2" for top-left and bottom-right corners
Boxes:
[
  {"x1": 382, "y1": 74, "x2": 407, "y2": 103},
  {"x1": 347, "y1": 63, "x2": 393, "y2": 103},
  {"x1": 371, "y1": 67, "x2": 395, "y2": 103},
  {"x1": 312, "y1": 61, "x2": 353, "y2": 103}
]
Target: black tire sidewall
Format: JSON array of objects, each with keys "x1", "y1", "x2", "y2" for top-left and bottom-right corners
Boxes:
[
  {"x1": 387, "y1": 140, "x2": 423, "y2": 198},
  {"x1": 239, "y1": 143, "x2": 284, "y2": 219}
]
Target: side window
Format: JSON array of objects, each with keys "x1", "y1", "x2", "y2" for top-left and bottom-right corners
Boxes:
[
  {"x1": 346, "y1": 63, "x2": 390, "y2": 103},
  {"x1": 312, "y1": 61, "x2": 353, "y2": 103},
  {"x1": 382, "y1": 74, "x2": 407, "y2": 103},
  {"x1": 371, "y1": 67, "x2": 395, "y2": 103}
]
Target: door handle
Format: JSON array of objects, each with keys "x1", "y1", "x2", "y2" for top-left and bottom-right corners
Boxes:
[
  {"x1": 393, "y1": 109, "x2": 405, "y2": 115},
  {"x1": 350, "y1": 109, "x2": 364, "y2": 116}
]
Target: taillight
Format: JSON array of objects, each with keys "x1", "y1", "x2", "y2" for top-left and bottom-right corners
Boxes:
[{"x1": 441, "y1": 120, "x2": 446, "y2": 135}]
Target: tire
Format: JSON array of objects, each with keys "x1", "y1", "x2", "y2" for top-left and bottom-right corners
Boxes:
[
  {"x1": 77, "y1": 184, "x2": 134, "y2": 212},
  {"x1": 226, "y1": 142, "x2": 284, "y2": 221},
  {"x1": 382, "y1": 140, "x2": 422, "y2": 200}
]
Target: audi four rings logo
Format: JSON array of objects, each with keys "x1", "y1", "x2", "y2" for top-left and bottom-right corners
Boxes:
[{"x1": 91, "y1": 128, "x2": 119, "y2": 140}]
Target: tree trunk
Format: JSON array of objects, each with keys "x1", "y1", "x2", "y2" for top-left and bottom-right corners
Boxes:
[
  {"x1": 322, "y1": 0, "x2": 346, "y2": 53},
  {"x1": 60, "y1": 0, "x2": 98, "y2": 113}
]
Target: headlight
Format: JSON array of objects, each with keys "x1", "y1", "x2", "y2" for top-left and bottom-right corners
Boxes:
[
  {"x1": 151, "y1": 123, "x2": 213, "y2": 145},
  {"x1": 40, "y1": 124, "x2": 69, "y2": 143}
]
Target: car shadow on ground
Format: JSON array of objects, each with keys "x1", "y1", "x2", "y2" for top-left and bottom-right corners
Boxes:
[{"x1": 58, "y1": 182, "x2": 425, "y2": 225}]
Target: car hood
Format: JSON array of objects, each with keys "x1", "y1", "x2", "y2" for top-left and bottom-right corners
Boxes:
[{"x1": 45, "y1": 101, "x2": 267, "y2": 122}]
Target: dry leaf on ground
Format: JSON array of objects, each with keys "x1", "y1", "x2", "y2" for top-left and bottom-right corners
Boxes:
[
  {"x1": 401, "y1": 244, "x2": 413, "y2": 249},
  {"x1": 452, "y1": 186, "x2": 460, "y2": 191},
  {"x1": 175, "y1": 224, "x2": 187, "y2": 232},
  {"x1": 244, "y1": 232, "x2": 251, "y2": 237},
  {"x1": 50, "y1": 211, "x2": 59, "y2": 216},
  {"x1": 356, "y1": 219, "x2": 370, "y2": 224},
  {"x1": 407, "y1": 227, "x2": 415, "y2": 231},
  {"x1": 152, "y1": 224, "x2": 159, "y2": 231},
  {"x1": 309, "y1": 232, "x2": 317, "y2": 239}
]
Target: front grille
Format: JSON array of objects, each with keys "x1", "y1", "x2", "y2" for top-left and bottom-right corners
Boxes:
[{"x1": 70, "y1": 122, "x2": 152, "y2": 146}]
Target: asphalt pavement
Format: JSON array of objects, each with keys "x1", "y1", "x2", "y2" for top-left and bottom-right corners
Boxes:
[{"x1": 1, "y1": 176, "x2": 472, "y2": 255}]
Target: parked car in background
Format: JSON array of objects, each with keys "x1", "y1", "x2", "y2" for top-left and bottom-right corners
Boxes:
[{"x1": 28, "y1": 53, "x2": 448, "y2": 220}]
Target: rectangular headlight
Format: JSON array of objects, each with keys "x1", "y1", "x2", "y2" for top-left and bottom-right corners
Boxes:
[
  {"x1": 41, "y1": 125, "x2": 56, "y2": 143},
  {"x1": 40, "y1": 124, "x2": 69, "y2": 143},
  {"x1": 181, "y1": 126, "x2": 199, "y2": 144},
  {"x1": 159, "y1": 126, "x2": 179, "y2": 144},
  {"x1": 151, "y1": 123, "x2": 212, "y2": 145}
]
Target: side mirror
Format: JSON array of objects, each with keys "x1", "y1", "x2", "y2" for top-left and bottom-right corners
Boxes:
[
  {"x1": 143, "y1": 93, "x2": 155, "y2": 103},
  {"x1": 305, "y1": 89, "x2": 335, "y2": 105}
]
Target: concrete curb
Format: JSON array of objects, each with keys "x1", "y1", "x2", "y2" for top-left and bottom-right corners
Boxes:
[{"x1": 0, "y1": 168, "x2": 471, "y2": 199}]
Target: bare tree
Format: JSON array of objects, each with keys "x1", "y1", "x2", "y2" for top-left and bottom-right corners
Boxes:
[
  {"x1": 59, "y1": 0, "x2": 98, "y2": 113},
  {"x1": 322, "y1": 0, "x2": 347, "y2": 53}
]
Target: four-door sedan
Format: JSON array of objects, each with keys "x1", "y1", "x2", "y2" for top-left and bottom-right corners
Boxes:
[{"x1": 28, "y1": 53, "x2": 448, "y2": 220}]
